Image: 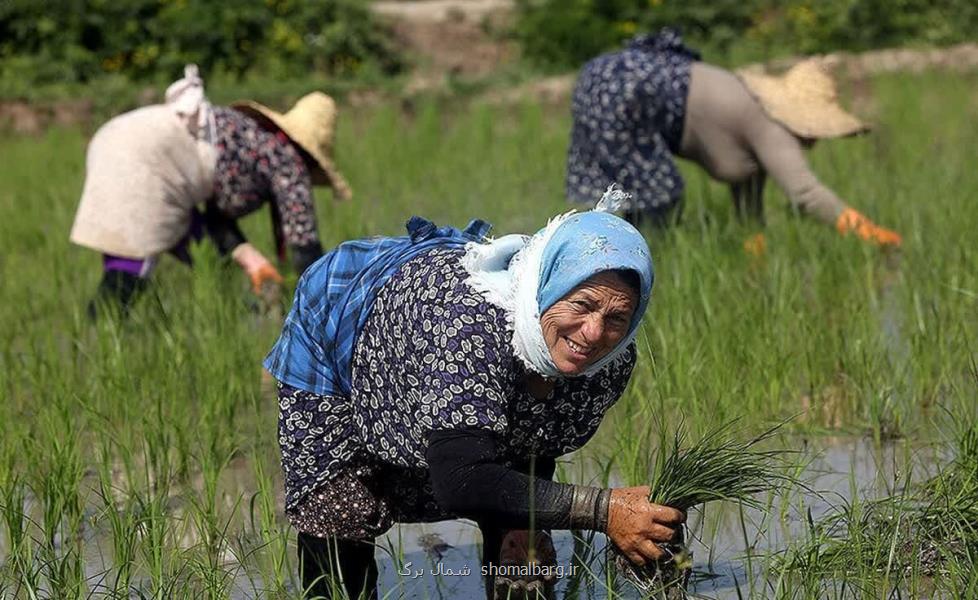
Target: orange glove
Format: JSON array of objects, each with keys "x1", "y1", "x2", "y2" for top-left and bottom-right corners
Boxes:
[
  {"x1": 743, "y1": 232, "x2": 767, "y2": 257},
  {"x1": 232, "y1": 243, "x2": 283, "y2": 294},
  {"x1": 836, "y1": 208, "x2": 902, "y2": 247}
]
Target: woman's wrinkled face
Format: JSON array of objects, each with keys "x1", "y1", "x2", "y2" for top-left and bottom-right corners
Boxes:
[{"x1": 540, "y1": 271, "x2": 639, "y2": 376}]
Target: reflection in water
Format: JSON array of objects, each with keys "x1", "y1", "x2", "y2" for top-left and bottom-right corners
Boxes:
[
  {"x1": 365, "y1": 438, "x2": 927, "y2": 599},
  {"x1": 22, "y1": 438, "x2": 933, "y2": 598}
]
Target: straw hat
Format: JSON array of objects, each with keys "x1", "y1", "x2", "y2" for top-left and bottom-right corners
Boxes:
[
  {"x1": 232, "y1": 92, "x2": 352, "y2": 200},
  {"x1": 737, "y1": 60, "x2": 870, "y2": 139}
]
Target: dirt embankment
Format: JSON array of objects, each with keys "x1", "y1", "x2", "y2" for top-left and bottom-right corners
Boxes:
[
  {"x1": 371, "y1": 0, "x2": 517, "y2": 94},
  {"x1": 3, "y1": 0, "x2": 978, "y2": 134}
]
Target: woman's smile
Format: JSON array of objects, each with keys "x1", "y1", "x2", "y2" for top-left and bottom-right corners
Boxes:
[{"x1": 564, "y1": 337, "x2": 593, "y2": 360}]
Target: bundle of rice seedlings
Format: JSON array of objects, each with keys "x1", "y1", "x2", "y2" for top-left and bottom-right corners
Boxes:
[{"x1": 616, "y1": 419, "x2": 798, "y2": 599}]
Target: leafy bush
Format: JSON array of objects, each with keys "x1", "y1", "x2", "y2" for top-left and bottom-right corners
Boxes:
[
  {"x1": 0, "y1": 0, "x2": 402, "y2": 92},
  {"x1": 513, "y1": 0, "x2": 978, "y2": 69}
]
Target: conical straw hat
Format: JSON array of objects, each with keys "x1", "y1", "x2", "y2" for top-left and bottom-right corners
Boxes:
[
  {"x1": 232, "y1": 92, "x2": 352, "y2": 200},
  {"x1": 736, "y1": 59, "x2": 870, "y2": 139}
]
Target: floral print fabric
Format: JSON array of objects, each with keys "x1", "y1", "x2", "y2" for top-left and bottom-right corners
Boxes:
[
  {"x1": 211, "y1": 106, "x2": 319, "y2": 247},
  {"x1": 278, "y1": 247, "x2": 636, "y2": 515},
  {"x1": 284, "y1": 448, "x2": 450, "y2": 539},
  {"x1": 566, "y1": 29, "x2": 700, "y2": 216}
]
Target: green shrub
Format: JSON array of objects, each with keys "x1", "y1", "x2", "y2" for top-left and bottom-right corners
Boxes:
[
  {"x1": 513, "y1": 0, "x2": 978, "y2": 70},
  {"x1": 0, "y1": 0, "x2": 402, "y2": 92}
]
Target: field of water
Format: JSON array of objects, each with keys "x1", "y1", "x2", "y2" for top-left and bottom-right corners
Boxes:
[{"x1": 1, "y1": 69, "x2": 976, "y2": 598}]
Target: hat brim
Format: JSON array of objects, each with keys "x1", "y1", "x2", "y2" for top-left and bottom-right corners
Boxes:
[
  {"x1": 231, "y1": 101, "x2": 353, "y2": 200},
  {"x1": 737, "y1": 71, "x2": 871, "y2": 139}
]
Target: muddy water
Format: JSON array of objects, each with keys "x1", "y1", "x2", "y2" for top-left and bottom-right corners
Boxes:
[
  {"x1": 357, "y1": 437, "x2": 928, "y2": 600},
  {"x1": 4, "y1": 438, "x2": 929, "y2": 598}
]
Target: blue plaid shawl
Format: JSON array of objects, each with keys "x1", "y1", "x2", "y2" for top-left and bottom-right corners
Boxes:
[{"x1": 264, "y1": 216, "x2": 491, "y2": 397}]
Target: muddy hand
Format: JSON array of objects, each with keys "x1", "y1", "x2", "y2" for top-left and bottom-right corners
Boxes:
[
  {"x1": 607, "y1": 486, "x2": 685, "y2": 566},
  {"x1": 836, "y1": 208, "x2": 902, "y2": 247}
]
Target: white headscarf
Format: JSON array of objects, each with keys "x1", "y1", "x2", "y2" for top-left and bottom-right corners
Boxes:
[{"x1": 164, "y1": 64, "x2": 215, "y2": 143}]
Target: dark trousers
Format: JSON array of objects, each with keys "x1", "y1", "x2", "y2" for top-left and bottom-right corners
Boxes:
[
  {"x1": 297, "y1": 533, "x2": 378, "y2": 600},
  {"x1": 87, "y1": 270, "x2": 148, "y2": 320},
  {"x1": 296, "y1": 457, "x2": 556, "y2": 599}
]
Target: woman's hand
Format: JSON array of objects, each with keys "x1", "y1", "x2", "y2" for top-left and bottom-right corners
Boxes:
[
  {"x1": 232, "y1": 242, "x2": 284, "y2": 294},
  {"x1": 607, "y1": 486, "x2": 685, "y2": 566},
  {"x1": 836, "y1": 208, "x2": 902, "y2": 247}
]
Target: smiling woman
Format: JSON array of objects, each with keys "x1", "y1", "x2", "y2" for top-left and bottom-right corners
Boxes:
[
  {"x1": 540, "y1": 270, "x2": 640, "y2": 376},
  {"x1": 263, "y1": 192, "x2": 679, "y2": 599}
]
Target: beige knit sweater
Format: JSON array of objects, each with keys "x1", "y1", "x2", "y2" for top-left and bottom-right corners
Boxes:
[
  {"x1": 70, "y1": 104, "x2": 216, "y2": 259},
  {"x1": 677, "y1": 62, "x2": 849, "y2": 224}
]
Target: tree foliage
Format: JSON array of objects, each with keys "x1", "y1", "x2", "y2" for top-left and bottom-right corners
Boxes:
[
  {"x1": 0, "y1": 0, "x2": 402, "y2": 90},
  {"x1": 513, "y1": 0, "x2": 978, "y2": 69}
]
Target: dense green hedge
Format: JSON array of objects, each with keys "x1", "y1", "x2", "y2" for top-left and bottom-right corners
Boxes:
[
  {"x1": 0, "y1": 0, "x2": 402, "y2": 96},
  {"x1": 513, "y1": 0, "x2": 978, "y2": 69}
]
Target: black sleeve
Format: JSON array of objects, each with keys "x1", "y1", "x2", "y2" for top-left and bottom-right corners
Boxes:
[
  {"x1": 289, "y1": 240, "x2": 324, "y2": 276},
  {"x1": 203, "y1": 203, "x2": 246, "y2": 257},
  {"x1": 427, "y1": 429, "x2": 593, "y2": 531}
]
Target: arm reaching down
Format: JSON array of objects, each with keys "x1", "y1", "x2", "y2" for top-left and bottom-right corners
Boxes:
[
  {"x1": 426, "y1": 428, "x2": 684, "y2": 560},
  {"x1": 743, "y1": 109, "x2": 848, "y2": 225},
  {"x1": 744, "y1": 101, "x2": 902, "y2": 246},
  {"x1": 427, "y1": 428, "x2": 604, "y2": 530},
  {"x1": 231, "y1": 242, "x2": 283, "y2": 294}
]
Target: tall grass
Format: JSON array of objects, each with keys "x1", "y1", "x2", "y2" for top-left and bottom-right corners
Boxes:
[{"x1": 0, "y1": 69, "x2": 976, "y2": 597}]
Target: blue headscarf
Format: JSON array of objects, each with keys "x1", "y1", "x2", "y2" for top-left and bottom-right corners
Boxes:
[
  {"x1": 538, "y1": 211, "x2": 653, "y2": 338},
  {"x1": 464, "y1": 202, "x2": 653, "y2": 378}
]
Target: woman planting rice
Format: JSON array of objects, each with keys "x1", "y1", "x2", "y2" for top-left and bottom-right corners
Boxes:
[
  {"x1": 70, "y1": 66, "x2": 352, "y2": 317},
  {"x1": 566, "y1": 29, "x2": 902, "y2": 248},
  {"x1": 264, "y1": 189, "x2": 685, "y2": 599}
]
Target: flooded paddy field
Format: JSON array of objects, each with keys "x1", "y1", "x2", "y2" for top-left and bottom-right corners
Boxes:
[{"x1": 1, "y1": 69, "x2": 976, "y2": 598}]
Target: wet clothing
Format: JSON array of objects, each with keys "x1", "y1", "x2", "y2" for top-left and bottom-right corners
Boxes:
[
  {"x1": 298, "y1": 533, "x2": 377, "y2": 600},
  {"x1": 567, "y1": 29, "x2": 849, "y2": 224},
  {"x1": 274, "y1": 246, "x2": 636, "y2": 515}
]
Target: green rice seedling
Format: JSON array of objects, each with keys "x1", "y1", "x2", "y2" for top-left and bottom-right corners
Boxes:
[
  {"x1": 237, "y1": 448, "x2": 292, "y2": 597},
  {"x1": 94, "y1": 433, "x2": 141, "y2": 596},
  {"x1": 26, "y1": 402, "x2": 86, "y2": 597},
  {"x1": 617, "y1": 418, "x2": 800, "y2": 599},
  {"x1": 0, "y1": 465, "x2": 41, "y2": 597},
  {"x1": 778, "y1": 416, "x2": 978, "y2": 596}
]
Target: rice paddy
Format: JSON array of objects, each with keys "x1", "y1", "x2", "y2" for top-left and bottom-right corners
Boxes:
[{"x1": 1, "y1": 68, "x2": 976, "y2": 598}]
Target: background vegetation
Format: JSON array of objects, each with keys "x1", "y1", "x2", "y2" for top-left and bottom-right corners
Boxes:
[
  {"x1": 514, "y1": 0, "x2": 978, "y2": 69},
  {"x1": 3, "y1": 0, "x2": 977, "y2": 103},
  {"x1": 0, "y1": 0, "x2": 403, "y2": 98}
]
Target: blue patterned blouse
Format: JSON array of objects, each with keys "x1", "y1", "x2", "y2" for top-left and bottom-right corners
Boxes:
[{"x1": 277, "y1": 246, "x2": 637, "y2": 510}]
